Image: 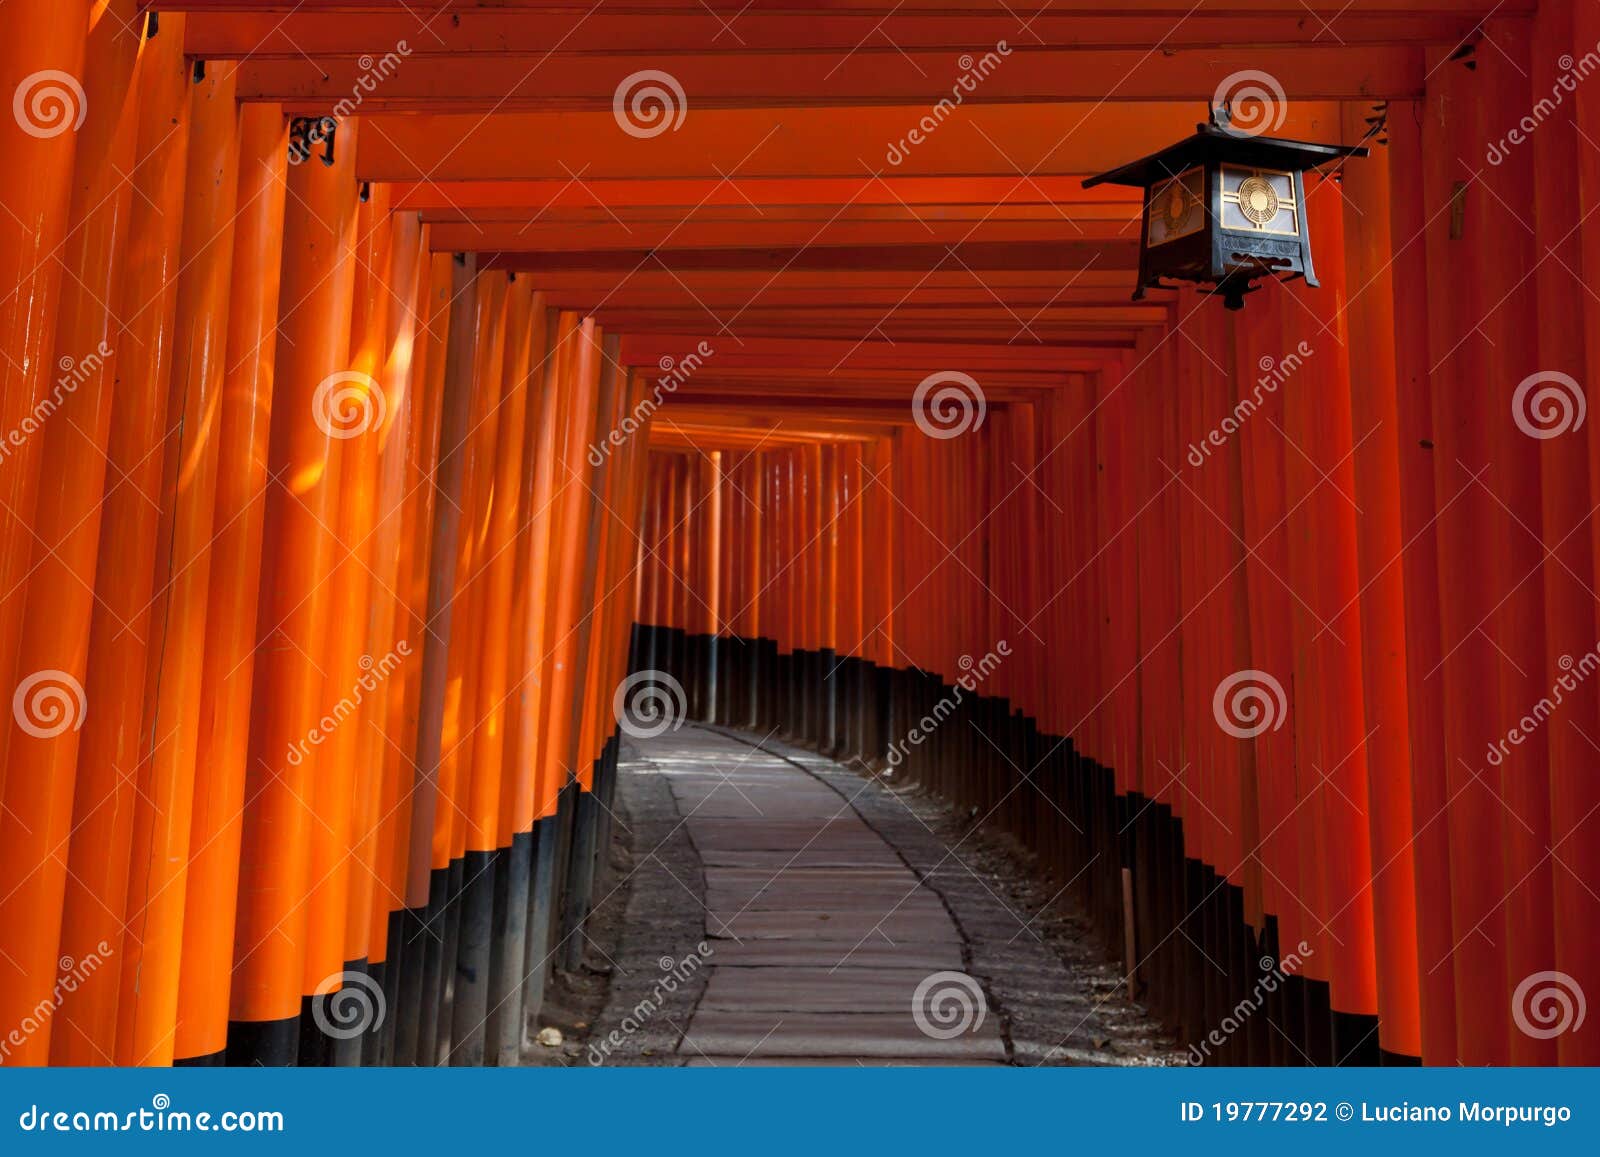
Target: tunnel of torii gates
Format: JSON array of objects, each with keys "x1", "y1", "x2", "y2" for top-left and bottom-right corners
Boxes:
[{"x1": 1, "y1": 0, "x2": 1599, "y2": 1072}]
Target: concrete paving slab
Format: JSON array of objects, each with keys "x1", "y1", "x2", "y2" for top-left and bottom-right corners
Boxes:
[
  {"x1": 706, "y1": 907, "x2": 960, "y2": 942},
  {"x1": 596, "y1": 724, "x2": 1181, "y2": 1068},
  {"x1": 681, "y1": 1011, "x2": 1006, "y2": 1061},
  {"x1": 696, "y1": 847, "x2": 907, "y2": 870},
  {"x1": 703, "y1": 884, "x2": 941, "y2": 912},
  {"x1": 704, "y1": 939, "x2": 966, "y2": 970},
  {"x1": 701, "y1": 967, "x2": 953, "y2": 1012},
  {"x1": 683, "y1": 817, "x2": 882, "y2": 850}
]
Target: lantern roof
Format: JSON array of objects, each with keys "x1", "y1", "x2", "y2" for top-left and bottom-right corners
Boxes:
[{"x1": 1082, "y1": 116, "x2": 1369, "y2": 191}]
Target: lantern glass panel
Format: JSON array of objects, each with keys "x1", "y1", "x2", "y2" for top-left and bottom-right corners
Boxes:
[
  {"x1": 1146, "y1": 167, "x2": 1205, "y2": 247},
  {"x1": 1218, "y1": 165, "x2": 1299, "y2": 237}
]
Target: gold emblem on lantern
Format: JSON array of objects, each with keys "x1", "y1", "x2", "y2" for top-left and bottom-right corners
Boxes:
[
  {"x1": 1236, "y1": 175, "x2": 1279, "y2": 226},
  {"x1": 1147, "y1": 167, "x2": 1204, "y2": 247},
  {"x1": 1220, "y1": 166, "x2": 1299, "y2": 237},
  {"x1": 1163, "y1": 183, "x2": 1192, "y2": 230}
]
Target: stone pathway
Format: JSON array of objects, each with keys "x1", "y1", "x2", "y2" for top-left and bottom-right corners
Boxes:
[{"x1": 588, "y1": 724, "x2": 1176, "y2": 1066}]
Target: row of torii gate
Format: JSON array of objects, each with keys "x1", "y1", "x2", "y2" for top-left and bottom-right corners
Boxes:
[{"x1": 0, "y1": 0, "x2": 1595, "y2": 1068}]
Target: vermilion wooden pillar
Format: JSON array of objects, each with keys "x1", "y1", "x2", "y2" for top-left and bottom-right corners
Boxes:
[
  {"x1": 384, "y1": 251, "x2": 453, "y2": 936},
  {"x1": 388, "y1": 252, "x2": 448, "y2": 1062},
  {"x1": 175, "y1": 104, "x2": 290, "y2": 1067},
  {"x1": 1525, "y1": 0, "x2": 1600, "y2": 1070},
  {"x1": 1339, "y1": 100, "x2": 1422, "y2": 1061},
  {"x1": 353, "y1": 211, "x2": 428, "y2": 1031},
  {"x1": 1564, "y1": 0, "x2": 1600, "y2": 1068},
  {"x1": 515, "y1": 307, "x2": 566, "y2": 835},
  {"x1": 0, "y1": 0, "x2": 143, "y2": 1065},
  {"x1": 1385, "y1": 99, "x2": 1456, "y2": 1065},
  {"x1": 470, "y1": 273, "x2": 535, "y2": 877},
  {"x1": 395, "y1": 255, "x2": 475, "y2": 1066},
  {"x1": 228, "y1": 118, "x2": 362, "y2": 1066},
  {"x1": 0, "y1": 0, "x2": 90, "y2": 793},
  {"x1": 1136, "y1": 339, "x2": 1183, "y2": 839},
  {"x1": 48, "y1": 15, "x2": 188, "y2": 1066},
  {"x1": 116, "y1": 58, "x2": 244, "y2": 1068},
  {"x1": 450, "y1": 272, "x2": 527, "y2": 1065},
  {"x1": 300, "y1": 182, "x2": 395, "y2": 1066},
  {"x1": 1477, "y1": 18, "x2": 1556, "y2": 1069},
  {"x1": 1421, "y1": 45, "x2": 1509, "y2": 1067},
  {"x1": 537, "y1": 316, "x2": 602, "y2": 816}
]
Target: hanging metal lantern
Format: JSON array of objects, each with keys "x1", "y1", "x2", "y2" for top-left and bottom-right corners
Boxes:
[{"x1": 1084, "y1": 105, "x2": 1368, "y2": 311}]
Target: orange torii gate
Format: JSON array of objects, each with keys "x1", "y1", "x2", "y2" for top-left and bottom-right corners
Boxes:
[{"x1": 0, "y1": 0, "x2": 1594, "y2": 1071}]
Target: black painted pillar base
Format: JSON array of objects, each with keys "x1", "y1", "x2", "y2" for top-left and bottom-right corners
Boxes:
[
  {"x1": 559, "y1": 780, "x2": 602, "y2": 972},
  {"x1": 224, "y1": 1013, "x2": 299, "y2": 1067},
  {"x1": 488, "y1": 833, "x2": 532, "y2": 1066},
  {"x1": 448, "y1": 848, "x2": 496, "y2": 1065},
  {"x1": 521, "y1": 811, "x2": 560, "y2": 1034}
]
